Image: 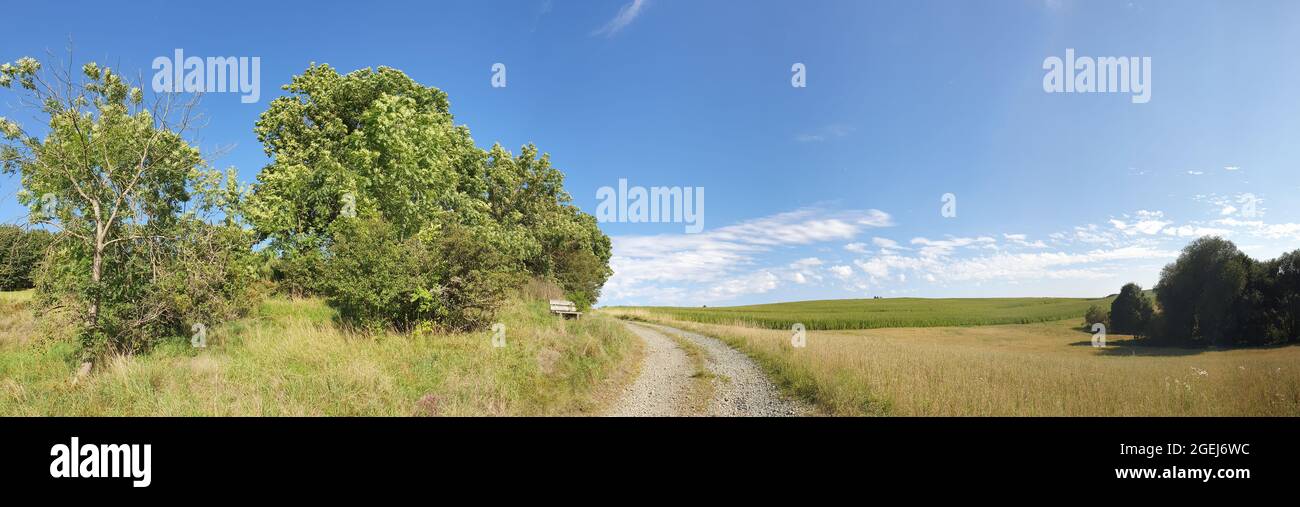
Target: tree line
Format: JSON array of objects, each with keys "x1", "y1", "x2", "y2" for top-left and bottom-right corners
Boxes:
[
  {"x1": 1087, "y1": 237, "x2": 1300, "y2": 347},
  {"x1": 0, "y1": 57, "x2": 611, "y2": 360}
]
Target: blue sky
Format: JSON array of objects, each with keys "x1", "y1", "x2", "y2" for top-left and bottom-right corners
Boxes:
[{"x1": 3, "y1": 0, "x2": 1300, "y2": 306}]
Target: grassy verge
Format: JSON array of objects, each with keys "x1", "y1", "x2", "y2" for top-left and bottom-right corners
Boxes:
[
  {"x1": 605, "y1": 309, "x2": 1300, "y2": 416},
  {"x1": 0, "y1": 291, "x2": 638, "y2": 416}
]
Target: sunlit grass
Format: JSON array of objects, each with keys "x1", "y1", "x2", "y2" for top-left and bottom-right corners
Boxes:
[
  {"x1": 0, "y1": 292, "x2": 638, "y2": 416},
  {"x1": 605, "y1": 309, "x2": 1300, "y2": 416}
]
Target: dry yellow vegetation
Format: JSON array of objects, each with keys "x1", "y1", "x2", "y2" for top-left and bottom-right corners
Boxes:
[{"x1": 607, "y1": 309, "x2": 1300, "y2": 416}]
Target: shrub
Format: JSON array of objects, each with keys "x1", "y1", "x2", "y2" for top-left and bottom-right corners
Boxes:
[
  {"x1": 0, "y1": 226, "x2": 53, "y2": 291},
  {"x1": 1109, "y1": 283, "x2": 1153, "y2": 335},
  {"x1": 322, "y1": 217, "x2": 519, "y2": 333},
  {"x1": 1083, "y1": 304, "x2": 1109, "y2": 329},
  {"x1": 34, "y1": 220, "x2": 261, "y2": 356}
]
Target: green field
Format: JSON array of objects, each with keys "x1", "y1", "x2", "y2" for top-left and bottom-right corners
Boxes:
[{"x1": 613, "y1": 296, "x2": 1115, "y2": 330}]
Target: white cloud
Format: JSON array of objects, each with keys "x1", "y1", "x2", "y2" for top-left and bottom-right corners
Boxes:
[
  {"x1": 829, "y1": 265, "x2": 854, "y2": 279},
  {"x1": 1110, "y1": 210, "x2": 1170, "y2": 235},
  {"x1": 1213, "y1": 218, "x2": 1300, "y2": 240},
  {"x1": 849, "y1": 244, "x2": 1176, "y2": 286},
  {"x1": 1161, "y1": 225, "x2": 1232, "y2": 238},
  {"x1": 873, "y1": 237, "x2": 907, "y2": 250},
  {"x1": 1003, "y1": 233, "x2": 1048, "y2": 248},
  {"x1": 790, "y1": 257, "x2": 823, "y2": 268},
  {"x1": 604, "y1": 207, "x2": 892, "y2": 304},
  {"x1": 706, "y1": 271, "x2": 779, "y2": 300},
  {"x1": 843, "y1": 242, "x2": 870, "y2": 254},
  {"x1": 592, "y1": 0, "x2": 648, "y2": 37},
  {"x1": 910, "y1": 236, "x2": 997, "y2": 258}
]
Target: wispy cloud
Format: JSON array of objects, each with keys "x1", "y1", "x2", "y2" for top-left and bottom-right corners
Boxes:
[
  {"x1": 604, "y1": 207, "x2": 892, "y2": 304},
  {"x1": 592, "y1": 0, "x2": 649, "y2": 37},
  {"x1": 601, "y1": 193, "x2": 1300, "y2": 306}
]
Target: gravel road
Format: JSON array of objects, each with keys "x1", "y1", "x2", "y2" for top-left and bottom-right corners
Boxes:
[{"x1": 606, "y1": 322, "x2": 810, "y2": 417}]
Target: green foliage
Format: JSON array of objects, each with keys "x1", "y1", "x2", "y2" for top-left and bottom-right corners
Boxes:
[
  {"x1": 249, "y1": 65, "x2": 613, "y2": 330},
  {"x1": 321, "y1": 217, "x2": 520, "y2": 333},
  {"x1": 246, "y1": 64, "x2": 484, "y2": 252},
  {"x1": 1154, "y1": 237, "x2": 1251, "y2": 346},
  {"x1": 1234, "y1": 249, "x2": 1300, "y2": 346},
  {"x1": 1, "y1": 56, "x2": 260, "y2": 358},
  {"x1": 621, "y1": 296, "x2": 1115, "y2": 330},
  {"x1": 0, "y1": 226, "x2": 53, "y2": 290},
  {"x1": 482, "y1": 144, "x2": 612, "y2": 310},
  {"x1": 1144, "y1": 238, "x2": 1300, "y2": 347},
  {"x1": 1108, "y1": 283, "x2": 1152, "y2": 335},
  {"x1": 1083, "y1": 304, "x2": 1109, "y2": 329}
]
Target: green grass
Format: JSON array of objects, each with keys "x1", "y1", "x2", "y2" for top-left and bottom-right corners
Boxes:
[
  {"x1": 610, "y1": 296, "x2": 1117, "y2": 330},
  {"x1": 0, "y1": 289, "x2": 33, "y2": 303},
  {"x1": 0, "y1": 290, "x2": 639, "y2": 416}
]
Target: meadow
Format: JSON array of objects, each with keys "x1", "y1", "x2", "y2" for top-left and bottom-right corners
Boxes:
[
  {"x1": 614, "y1": 296, "x2": 1116, "y2": 330},
  {"x1": 606, "y1": 303, "x2": 1300, "y2": 416},
  {"x1": 0, "y1": 287, "x2": 639, "y2": 416}
]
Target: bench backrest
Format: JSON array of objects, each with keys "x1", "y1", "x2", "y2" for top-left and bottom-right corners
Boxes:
[{"x1": 549, "y1": 299, "x2": 579, "y2": 312}]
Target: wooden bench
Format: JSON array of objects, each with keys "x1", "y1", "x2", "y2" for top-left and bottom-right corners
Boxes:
[{"x1": 549, "y1": 299, "x2": 582, "y2": 320}]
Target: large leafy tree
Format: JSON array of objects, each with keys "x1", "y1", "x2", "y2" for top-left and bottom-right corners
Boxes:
[
  {"x1": 0, "y1": 56, "x2": 255, "y2": 357},
  {"x1": 1154, "y1": 237, "x2": 1251, "y2": 346},
  {"x1": 1109, "y1": 282, "x2": 1153, "y2": 335},
  {"x1": 483, "y1": 143, "x2": 612, "y2": 308},
  {"x1": 246, "y1": 64, "x2": 486, "y2": 251},
  {"x1": 249, "y1": 64, "x2": 614, "y2": 319}
]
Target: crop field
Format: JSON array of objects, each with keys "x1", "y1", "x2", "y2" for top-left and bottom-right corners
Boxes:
[
  {"x1": 613, "y1": 296, "x2": 1117, "y2": 330},
  {"x1": 604, "y1": 311, "x2": 1300, "y2": 416}
]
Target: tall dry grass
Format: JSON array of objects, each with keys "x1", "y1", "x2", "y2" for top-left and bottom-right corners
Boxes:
[{"x1": 605, "y1": 309, "x2": 1300, "y2": 416}]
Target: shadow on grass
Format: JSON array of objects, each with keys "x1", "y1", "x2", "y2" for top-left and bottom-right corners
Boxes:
[{"x1": 1068, "y1": 326, "x2": 1300, "y2": 356}]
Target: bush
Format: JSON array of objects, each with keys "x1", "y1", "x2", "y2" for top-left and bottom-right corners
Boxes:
[
  {"x1": 1109, "y1": 283, "x2": 1153, "y2": 335},
  {"x1": 322, "y1": 217, "x2": 519, "y2": 333},
  {"x1": 1083, "y1": 304, "x2": 1109, "y2": 329},
  {"x1": 34, "y1": 220, "x2": 261, "y2": 356},
  {"x1": 270, "y1": 246, "x2": 325, "y2": 298},
  {"x1": 0, "y1": 226, "x2": 53, "y2": 291}
]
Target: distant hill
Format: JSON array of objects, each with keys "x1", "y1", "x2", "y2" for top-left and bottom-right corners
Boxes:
[{"x1": 612, "y1": 296, "x2": 1116, "y2": 330}]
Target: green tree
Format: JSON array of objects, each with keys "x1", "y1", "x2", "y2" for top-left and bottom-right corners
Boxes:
[
  {"x1": 1236, "y1": 249, "x2": 1300, "y2": 345},
  {"x1": 1154, "y1": 237, "x2": 1250, "y2": 346},
  {"x1": 1109, "y1": 283, "x2": 1153, "y2": 335},
  {"x1": 1082, "y1": 304, "x2": 1109, "y2": 330},
  {"x1": 1, "y1": 56, "x2": 256, "y2": 357},
  {"x1": 482, "y1": 144, "x2": 612, "y2": 308},
  {"x1": 246, "y1": 64, "x2": 486, "y2": 261},
  {"x1": 250, "y1": 65, "x2": 614, "y2": 327}
]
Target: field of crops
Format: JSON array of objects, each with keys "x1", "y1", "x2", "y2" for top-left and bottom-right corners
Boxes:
[{"x1": 613, "y1": 296, "x2": 1115, "y2": 330}]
